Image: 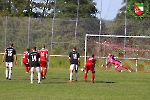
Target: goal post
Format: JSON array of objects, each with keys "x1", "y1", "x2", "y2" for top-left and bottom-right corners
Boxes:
[{"x1": 84, "y1": 34, "x2": 150, "y2": 72}]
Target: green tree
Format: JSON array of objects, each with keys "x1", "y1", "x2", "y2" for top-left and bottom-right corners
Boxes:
[{"x1": 0, "y1": 0, "x2": 98, "y2": 18}]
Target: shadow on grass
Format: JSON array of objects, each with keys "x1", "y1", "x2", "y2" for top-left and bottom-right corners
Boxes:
[{"x1": 95, "y1": 81, "x2": 116, "y2": 83}]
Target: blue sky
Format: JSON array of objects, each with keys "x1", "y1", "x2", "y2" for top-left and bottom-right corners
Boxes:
[{"x1": 94, "y1": 0, "x2": 125, "y2": 20}]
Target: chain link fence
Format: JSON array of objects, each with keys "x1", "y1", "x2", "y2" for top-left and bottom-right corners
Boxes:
[{"x1": 0, "y1": 17, "x2": 150, "y2": 72}]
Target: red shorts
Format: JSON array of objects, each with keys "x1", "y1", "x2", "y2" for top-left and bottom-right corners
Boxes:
[
  {"x1": 40, "y1": 61, "x2": 47, "y2": 68},
  {"x1": 84, "y1": 63, "x2": 94, "y2": 72}
]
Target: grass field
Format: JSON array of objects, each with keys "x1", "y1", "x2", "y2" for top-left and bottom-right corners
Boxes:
[{"x1": 0, "y1": 67, "x2": 150, "y2": 100}]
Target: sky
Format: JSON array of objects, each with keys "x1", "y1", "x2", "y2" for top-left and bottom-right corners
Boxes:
[{"x1": 94, "y1": 0, "x2": 125, "y2": 20}]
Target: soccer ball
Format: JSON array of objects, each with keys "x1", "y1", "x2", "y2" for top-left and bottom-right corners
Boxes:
[{"x1": 80, "y1": 68, "x2": 84, "y2": 72}]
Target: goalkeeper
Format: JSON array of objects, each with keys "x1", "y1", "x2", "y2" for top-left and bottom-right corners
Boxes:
[{"x1": 106, "y1": 54, "x2": 131, "y2": 72}]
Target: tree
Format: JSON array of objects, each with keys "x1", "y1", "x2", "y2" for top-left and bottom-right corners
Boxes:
[
  {"x1": 0, "y1": 0, "x2": 98, "y2": 18},
  {"x1": 0, "y1": 0, "x2": 28, "y2": 17}
]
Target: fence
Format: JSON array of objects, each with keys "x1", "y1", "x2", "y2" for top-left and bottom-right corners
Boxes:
[
  {"x1": 0, "y1": 17, "x2": 150, "y2": 72},
  {"x1": 0, "y1": 53, "x2": 150, "y2": 73}
]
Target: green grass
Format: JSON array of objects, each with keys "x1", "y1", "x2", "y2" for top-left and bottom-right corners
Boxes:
[{"x1": 0, "y1": 67, "x2": 150, "y2": 100}]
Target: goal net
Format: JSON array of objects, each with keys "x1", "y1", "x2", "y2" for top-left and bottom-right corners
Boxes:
[{"x1": 84, "y1": 34, "x2": 150, "y2": 70}]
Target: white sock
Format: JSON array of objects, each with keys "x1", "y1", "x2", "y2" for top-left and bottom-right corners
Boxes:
[
  {"x1": 38, "y1": 72, "x2": 41, "y2": 83},
  {"x1": 5, "y1": 69, "x2": 8, "y2": 78},
  {"x1": 9, "y1": 70, "x2": 12, "y2": 79},
  {"x1": 70, "y1": 73, "x2": 73, "y2": 80},
  {"x1": 31, "y1": 73, "x2": 34, "y2": 83}
]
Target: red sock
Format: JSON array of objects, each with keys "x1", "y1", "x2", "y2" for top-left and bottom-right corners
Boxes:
[
  {"x1": 43, "y1": 69, "x2": 47, "y2": 77},
  {"x1": 27, "y1": 67, "x2": 30, "y2": 72},
  {"x1": 25, "y1": 67, "x2": 28, "y2": 72},
  {"x1": 40, "y1": 70, "x2": 43, "y2": 77},
  {"x1": 91, "y1": 73, "x2": 95, "y2": 82},
  {"x1": 27, "y1": 65, "x2": 30, "y2": 72}
]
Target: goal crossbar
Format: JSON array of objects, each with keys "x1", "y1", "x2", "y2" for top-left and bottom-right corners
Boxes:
[{"x1": 86, "y1": 34, "x2": 150, "y2": 38}]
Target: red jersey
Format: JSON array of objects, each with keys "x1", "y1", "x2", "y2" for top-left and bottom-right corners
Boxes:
[
  {"x1": 86, "y1": 56, "x2": 96, "y2": 64},
  {"x1": 85, "y1": 56, "x2": 96, "y2": 72},
  {"x1": 22, "y1": 51, "x2": 29, "y2": 64},
  {"x1": 38, "y1": 48, "x2": 48, "y2": 61}
]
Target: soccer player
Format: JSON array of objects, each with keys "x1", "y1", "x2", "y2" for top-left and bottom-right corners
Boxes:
[
  {"x1": 2, "y1": 42, "x2": 17, "y2": 80},
  {"x1": 28, "y1": 47, "x2": 41, "y2": 84},
  {"x1": 68, "y1": 47, "x2": 80, "y2": 82},
  {"x1": 106, "y1": 54, "x2": 131, "y2": 72},
  {"x1": 22, "y1": 48, "x2": 30, "y2": 73},
  {"x1": 84, "y1": 54, "x2": 96, "y2": 83},
  {"x1": 38, "y1": 44, "x2": 48, "y2": 79},
  {"x1": 105, "y1": 54, "x2": 115, "y2": 66}
]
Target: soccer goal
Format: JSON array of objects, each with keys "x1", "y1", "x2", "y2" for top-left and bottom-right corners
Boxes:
[{"x1": 84, "y1": 34, "x2": 150, "y2": 71}]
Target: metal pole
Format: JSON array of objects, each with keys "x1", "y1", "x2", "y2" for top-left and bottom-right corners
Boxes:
[
  {"x1": 74, "y1": 0, "x2": 79, "y2": 46},
  {"x1": 5, "y1": 16, "x2": 7, "y2": 48},
  {"x1": 27, "y1": 16, "x2": 30, "y2": 48},
  {"x1": 84, "y1": 34, "x2": 87, "y2": 64},
  {"x1": 51, "y1": 17, "x2": 54, "y2": 51},
  {"x1": 124, "y1": 0, "x2": 127, "y2": 57},
  {"x1": 135, "y1": 59, "x2": 138, "y2": 72},
  {"x1": 51, "y1": 0, "x2": 56, "y2": 51},
  {"x1": 98, "y1": 0, "x2": 102, "y2": 68}
]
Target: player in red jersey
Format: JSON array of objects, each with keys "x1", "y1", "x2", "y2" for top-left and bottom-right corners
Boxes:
[
  {"x1": 84, "y1": 54, "x2": 96, "y2": 83},
  {"x1": 22, "y1": 48, "x2": 30, "y2": 73},
  {"x1": 38, "y1": 44, "x2": 48, "y2": 79}
]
